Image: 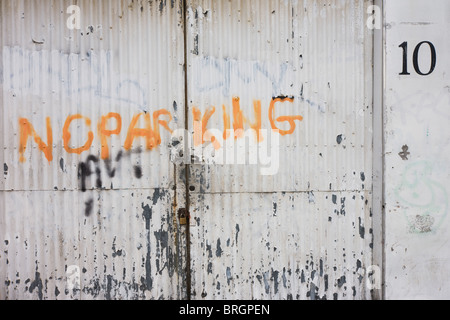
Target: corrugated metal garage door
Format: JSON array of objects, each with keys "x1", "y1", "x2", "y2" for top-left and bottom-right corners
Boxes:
[
  {"x1": 185, "y1": 0, "x2": 374, "y2": 300},
  {"x1": 0, "y1": 0, "x2": 187, "y2": 300},
  {"x1": 0, "y1": 0, "x2": 375, "y2": 300}
]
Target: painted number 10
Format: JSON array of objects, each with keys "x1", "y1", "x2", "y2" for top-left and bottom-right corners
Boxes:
[{"x1": 399, "y1": 41, "x2": 436, "y2": 76}]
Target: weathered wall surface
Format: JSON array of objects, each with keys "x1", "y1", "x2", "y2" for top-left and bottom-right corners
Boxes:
[
  {"x1": 0, "y1": 0, "x2": 188, "y2": 300},
  {"x1": 185, "y1": 0, "x2": 374, "y2": 300},
  {"x1": 1, "y1": 0, "x2": 376, "y2": 300},
  {"x1": 384, "y1": 0, "x2": 450, "y2": 299}
]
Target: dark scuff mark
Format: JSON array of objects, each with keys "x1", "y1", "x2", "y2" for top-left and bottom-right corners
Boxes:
[
  {"x1": 105, "y1": 275, "x2": 113, "y2": 300},
  {"x1": 215, "y1": 239, "x2": 223, "y2": 257},
  {"x1": 352, "y1": 286, "x2": 357, "y2": 297},
  {"x1": 142, "y1": 203, "x2": 152, "y2": 231},
  {"x1": 308, "y1": 191, "x2": 315, "y2": 203},
  {"x1": 282, "y1": 268, "x2": 287, "y2": 289},
  {"x1": 358, "y1": 274, "x2": 364, "y2": 284},
  {"x1": 337, "y1": 275, "x2": 346, "y2": 288},
  {"x1": 336, "y1": 134, "x2": 343, "y2": 144},
  {"x1": 216, "y1": 281, "x2": 220, "y2": 290},
  {"x1": 359, "y1": 217, "x2": 365, "y2": 239},
  {"x1": 207, "y1": 262, "x2": 213, "y2": 274},
  {"x1": 4, "y1": 163, "x2": 8, "y2": 175},
  {"x1": 333, "y1": 293, "x2": 338, "y2": 300},
  {"x1": 82, "y1": 278, "x2": 101, "y2": 298},
  {"x1": 356, "y1": 259, "x2": 362, "y2": 272},
  {"x1": 192, "y1": 34, "x2": 199, "y2": 55},
  {"x1": 134, "y1": 165, "x2": 143, "y2": 179},
  {"x1": 150, "y1": 188, "x2": 167, "y2": 206},
  {"x1": 272, "y1": 202, "x2": 277, "y2": 216},
  {"x1": 55, "y1": 286, "x2": 60, "y2": 297},
  {"x1": 226, "y1": 267, "x2": 232, "y2": 286},
  {"x1": 159, "y1": 0, "x2": 166, "y2": 13},
  {"x1": 112, "y1": 237, "x2": 123, "y2": 258},
  {"x1": 154, "y1": 229, "x2": 175, "y2": 277},
  {"x1": 84, "y1": 198, "x2": 94, "y2": 217},
  {"x1": 319, "y1": 259, "x2": 323, "y2": 277},
  {"x1": 399, "y1": 145, "x2": 410, "y2": 160},
  {"x1": 60, "y1": 158, "x2": 65, "y2": 172},
  {"x1": 272, "y1": 270, "x2": 279, "y2": 294},
  {"x1": 84, "y1": 275, "x2": 143, "y2": 300},
  {"x1": 340, "y1": 197, "x2": 346, "y2": 216},
  {"x1": 262, "y1": 272, "x2": 270, "y2": 294},
  {"x1": 300, "y1": 270, "x2": 305, "y2": 283},
  {"x1": 235, "y1": 224, "x2": 240, "y2": 244},
  {"x1": 29, "y1": 272, "x2": 43, "y2": 300},
  {"x1": 332, "y1": 194, "x2": 337, "y2": 205},
  {"x1": 206, "y1": 242, "x2": 213, "y2": 258},
  {"x1": 360, "y1": 172, "x2": 366, "y2": 182},
  {"x1": 141, "y1": 203, "x2": 153, "y2": 291},
  {"x1": 32, "y1": 38, "x2": 45, "y2": 45},
  {"x1": 307, "y1": 283, "x2": 318, "y2": 300},
  {"x1": 324, "y1": 274, "x2": 329, "y2": 291}
]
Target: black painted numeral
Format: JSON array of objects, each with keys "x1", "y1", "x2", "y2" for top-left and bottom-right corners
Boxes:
[
  {"x1": 399, "y1": 41, "x2": 410, "y2": 75},
  {"x1": 399, "y1": 41, "x2": 436, "y2": 76}
]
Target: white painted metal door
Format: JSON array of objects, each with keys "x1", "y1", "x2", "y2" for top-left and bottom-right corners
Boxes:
[
  {"x1": 0, "y1": 0, "x2": 187, "y2": 300},
  {"x1": 185, "y1": 0, "x2": 374, "y2": 300}
]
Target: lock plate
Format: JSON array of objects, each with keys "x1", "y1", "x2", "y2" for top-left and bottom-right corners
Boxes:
[{"x1": 178, "y1": 208, "x2": 188, "y2": 225}]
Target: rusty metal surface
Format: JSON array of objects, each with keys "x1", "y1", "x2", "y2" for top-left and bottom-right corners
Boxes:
[
  {"x1": 0, "y1": 0, "x2": 187, "y2": 300},
  {"x1": 185, "y1": 0, "x2": 374, "y2": 299}
]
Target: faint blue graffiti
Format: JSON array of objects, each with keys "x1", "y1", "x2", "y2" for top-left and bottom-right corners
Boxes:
[
  {"x1": 193, "y1": 56, "x2": 293, "y2": 98},
  {"x1": 193, "y1": 56, "x2": 325, "y2": 113},
  {"x1": 3, "y1": 47, "x2": 149, "y2": 112},
  {"x1": 395, "y1": 161, "x2": 448, "y2": 234}
]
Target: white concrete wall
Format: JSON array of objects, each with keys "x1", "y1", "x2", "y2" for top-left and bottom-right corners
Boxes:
[{"x1": 384, "y1": 0, "x2": 450, "y2": 299}]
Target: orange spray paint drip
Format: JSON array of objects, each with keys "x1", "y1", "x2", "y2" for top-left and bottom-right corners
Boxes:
[
  {"x1": 192, "y1": 106, "x2": 217, "y2": 147},
  {"x1": 98, "y1": 112, "x2": 122, "y2": 160},
  {"x1": 231, "y1": 97, "x2": 263, "y2": 141},
  {"x1": 19, "y1": 117, "x2": 53, "y2": 163}
]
